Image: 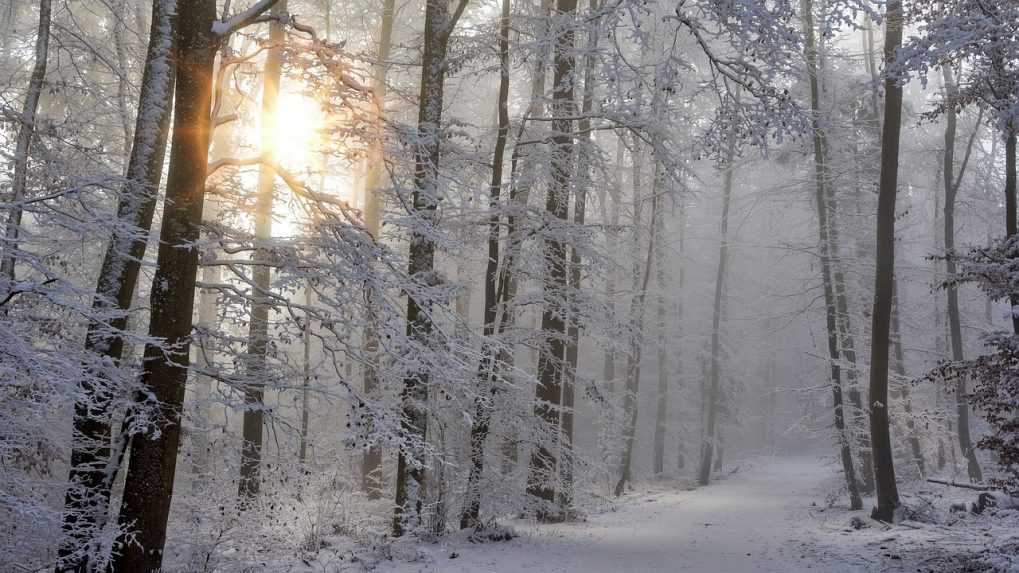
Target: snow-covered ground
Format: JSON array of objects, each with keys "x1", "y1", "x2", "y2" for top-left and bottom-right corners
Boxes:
[
  {"x1": 370, "y1": 457, "x2": 853, "y2": 572},
  {"x1": 292, "y1": 456, "x2": 1019, "y2": 572}
]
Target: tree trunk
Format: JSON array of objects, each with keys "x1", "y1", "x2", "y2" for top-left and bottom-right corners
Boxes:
[
  {"x1": 360, "y1": 0, "x2": 396, "y2": 500},
  {"x1": 868, "y1": 0, "x2": 903, "y2": 523},
  {"x1": 559, "y1": 0, "x2": 601, "y2": 510},
  {"x1": 239, "y1": 0, "x2": 286, "y2": 502},
  {"x1": 890, "y1": 277, "x2": 925, "y2": 476},
  {"x1": 1, "y1": 0, "x2": 50, "y2": 283},
  {"x1": 1007, "y1": 132, "x2": 1018, "y2": 334},
  {"x1": 603, "y1": 137, "x2": 623, "y2": 395},
  {"x1": 802, "y1": 1, "x2": 868, "y2": 500},
  {"x1": 460, "y1": 0, "x2": 511, "y2": 529},
  {"x1": 651, "y1": 202, "x2": 668, "y2": 476},
  {"x1": 941, "y1": 65, "x2": 983, "y2": 483},
  {"x1": 697, "y1": 134, "x2": 735, "y2": 488},
  {"x1": 674, "y1": 204, "x2": 687, "y2": 471},
  {"x1": 526, "y1": 0, "x2": 576, "y2": 520},
  {"x1": 112, "y1": 0, "x2": 220, "y2": 567},
  {"x1": 299, "y1": 286, "x2": 312, "y2": 465},
  {"x1": 59, "y1": 1, "x2": 176, "y2": 567},
  {"x1": 392, "y1": 0, "x2": 463, "y2": 536},
  {"x1": 614, "y1": 160, "x2": 660, "y2": 497},
  {"x1": 496, "y1": 0, "x2": 554, "y2": 476}
]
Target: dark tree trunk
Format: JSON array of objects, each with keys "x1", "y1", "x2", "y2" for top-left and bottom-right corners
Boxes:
[
  {"x1": 801, "y1": 0, "x2": 863, "y2": 508},
  {"x1": 1, "y1": 0, "x2": 50, "y2": 283},
  {"x1": 239, "y1": 0, "x2": 286, "y2": 501},
  {"x1": 941, "y1": 65, "x2": 983, "y2": 483},
  {"x1": 1007, "y1": 132, "x2": 1018, "y2": 334},
  {"x1": 697, "y1": 134, "x2": 735, "y2": 488},
  {"x1": 527, "y1": 0, "x2": 577, "y2": 520},
  {"x1": 460, "y1": 0, "x2": 511, "y2": 529},
  {"x1": 614, "y1": 162, "x2": 660, "y2": 497},
  {"x1": 392, "y1": 0, "x2": 464, "y2": 536},
  {"x1": 112, "y1": 0, "x2": 219, "y2": 567},
  {"x1": 58, "y1": 0, "x2": 176, "y2": 567},
  {"x1": 868, "y1": 0, "x2": 903, "y2": 523}
]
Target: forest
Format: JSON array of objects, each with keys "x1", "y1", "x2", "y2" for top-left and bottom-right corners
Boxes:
[{"x1": 0, "y1": 0, "x2": 1017, "y2": 571}]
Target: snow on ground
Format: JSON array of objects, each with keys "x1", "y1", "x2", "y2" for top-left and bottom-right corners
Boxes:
[
  {"x1": 292, "y1": 456, "x2": 1019, "y2": 572},
  {"x1": 371, "y1": 457, "x2": 871, "y2": 573}
]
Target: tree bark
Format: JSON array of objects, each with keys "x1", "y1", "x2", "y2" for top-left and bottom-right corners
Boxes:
[
  {"x1": 1006, "y1": 132, "x2": 1018, "y2": 334},
  {"x1": 360, "y1": 0, "x2": 396, "y2": 501},
  {"x1": 941, "y1": 65, "x2": 983, "y2": 483},
  {"x1": 697, "y1": 134, "x2": 735, "y2": 488},
  {"x1": 868, "y1": 0, "x2": 903, "y2": 523},
  {"x1": 890, "y1": 277, "x2": 925, "y2": 476},
  {"x1": 800, "y1": 0, "x2": 865, "y2": 504},
  {"x1": 111, "y1": 0, "x2": 220, "y2": 567},
  {"x1": 461, "y1": 0, "x2": 511, "y2": 529},
  {"x1": 58, "y1": 1, "x2": 176, "y2": 567},
  {"x1": 651, "y1": 200, "x2": 668, "y2": 475},
  {"x1": 527, "y1": 0, "x2": 577, "y2": 519},
  {"x1": 238, "y1": 0, "x2": 286, "y2": 502},
  {"x1": 392, "y1": 0, "x2": 465, "y2": 536},
  {"x1": 526, "y1": 0, "x2": 576, "y2": 512},
  {"x1": 299, "y1": 286, "x2": 312, "y2": 465},
  {"x1": 1, "y1": 0, "x2": 50, "y2": 284},
  {"x1": 614, "y1": 160, "x2": 660, "y2": 497}
]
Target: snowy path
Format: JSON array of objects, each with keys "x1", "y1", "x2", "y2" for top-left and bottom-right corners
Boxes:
[{"x1": 378, "y1": 456, "x2": 861, "y2": 573}]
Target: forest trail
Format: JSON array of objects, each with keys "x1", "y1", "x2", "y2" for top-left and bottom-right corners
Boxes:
[{"x1": 380, "y1": 456, "x2": 860, "y2": 572}]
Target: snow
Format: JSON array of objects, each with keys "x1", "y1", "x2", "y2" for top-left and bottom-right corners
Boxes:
[
  {"x1": 264, "y1": 456, "x2": 1019, "y2": 573},
  {"x1": 368, "y1": 457, "x2": 868, "y2": 572}
]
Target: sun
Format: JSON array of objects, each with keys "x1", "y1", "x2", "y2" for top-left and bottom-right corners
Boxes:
[{"x1": 267, "y1": 91, "x2": 323, "y2": 172}]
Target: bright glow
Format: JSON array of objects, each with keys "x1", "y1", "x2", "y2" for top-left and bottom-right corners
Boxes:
[
  {"x1": 243, "y1": 90, "x2": 358, "y2": 238},
  {"x1": 266, "y1": 91, "x2": 323, "y2": 173}
]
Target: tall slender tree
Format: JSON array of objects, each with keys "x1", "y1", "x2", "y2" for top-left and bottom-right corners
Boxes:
[
  {"x1": 59, "y1": 0, "x2": 177, "y2": 567},
  {"x1": 112, "y1": 0, "x2": 283, "y2": 566},
  {"x1": 461, "y1": 0, "x2": 512, "y2": 529},
  {"x1": 800, "y1": 0, "x2": 863, "y2": 509},
  {"x1": 698, "y1": 128, "x2": 736, "y2": 487},
  {"x1": 941, "y1": 65, "x2": 983, "y2": 483},
  {"x1": 392, "y1": 0, "x2": 471, "y2": 536},
  {"x1": 868, "y1": 0, "x2": 904, "y2": 523},
  {"x1": 1, "y1": 0, "x2": 50, "y2": 284},
  {"x1": 238, "y1": 0, "x2": 287, "y2": 501},
  {"x1": 527, "y1": 0, "x2": 577, "y2": 520},
  {"x1": 360, "y1": 0, "x2": 397, "y2": 500}
]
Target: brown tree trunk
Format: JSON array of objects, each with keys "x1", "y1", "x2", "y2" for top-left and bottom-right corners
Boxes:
[
  {"x1": 239, "y1": 0, "x2": 287, "y2": 502},
  {"x1": 461, "y1": 0, "x2": 512, "y2": 529},
  {"x1": 1, "y1": 0, "x2": 50, "y2": 283},
  {"x1": 941, "y1": 65, "x2": 983, "y2": 483},
  {"x1": 59, "y1": 0, "x2": 176, "y2": 567},
  {"x1": 868, "y1": 0, "x2": 903, "y2": 523},
  {"x1": 392, "y1": 0, "x2": 466, "y2": 536},
  {"x1": 111, "y1": 0, "x2": 220, "y2": 567},
  {"x1": 1007, "y1": 132, "x2": 1018, "y2": 334},
  {"x1": 802, "y1": 0, "x2": 863, "y2": 506},
  {"x1": 360, "y1": 0, "x2": 396, "y2": 500},
  {"x1": 526, "y1": 0, "x2": 577, "y2": 520},
  {"x1": 803, "y1": 1, "x2": 870, "y2": 499}
]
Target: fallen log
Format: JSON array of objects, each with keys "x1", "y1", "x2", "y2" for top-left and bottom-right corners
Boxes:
[{"x1": 925, "y1": 478, "x2": 991, "y2": 491}]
